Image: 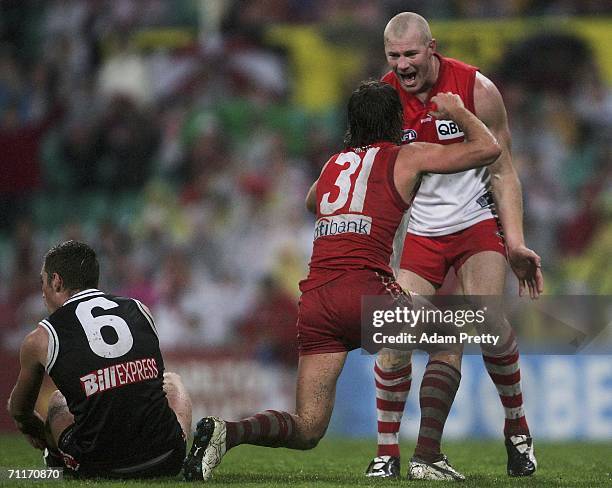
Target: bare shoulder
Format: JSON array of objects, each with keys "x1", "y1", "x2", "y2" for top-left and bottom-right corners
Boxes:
[
  {"x1": 474, "y1": 72, "x2": 508, "y2": 129},
  {"x1": 20, "y1": 326, "x2": 48, "y2": 366}
]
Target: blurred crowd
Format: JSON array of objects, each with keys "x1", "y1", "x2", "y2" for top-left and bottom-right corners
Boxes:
[{"x1": 0, "y1": 0, "x2": 610, "y2": 362}]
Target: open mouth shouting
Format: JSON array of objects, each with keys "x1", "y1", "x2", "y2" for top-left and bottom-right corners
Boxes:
[{"x1": 397, "y1": 70, "x2": 418, "y2": 88}]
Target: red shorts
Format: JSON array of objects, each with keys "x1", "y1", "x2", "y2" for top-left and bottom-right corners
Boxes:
[
  {"x1": 400, "y1": 218, "x2": 506, "y2": 287},
  {"x1": 297, "y1": 269, "x2": 407, "y2": 356}
]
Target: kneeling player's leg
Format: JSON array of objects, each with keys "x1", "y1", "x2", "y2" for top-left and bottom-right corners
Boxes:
[
  {"x1": 457, "y1": 251, "x2": 530, "y2": 438},
  {"x1": 226, "y1": 351, "x2": 347, "y2": 451},
  {"x1": 163, "y1": 371, "x2": 193, "y2": 438},
  {"x1": 184, "y1": 351, "x2": 347, "y2": 481},
  {"x1": 46, "y1": 390, "x2": 74, "y2": 450},
  {"x1": 290, "y1": 351, "x2": 347, "y2": 449}
]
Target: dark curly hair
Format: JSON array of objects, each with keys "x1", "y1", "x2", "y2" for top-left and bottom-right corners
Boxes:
[{"x1": 344, "y1": 80, "x2": 403, "y2": 149}]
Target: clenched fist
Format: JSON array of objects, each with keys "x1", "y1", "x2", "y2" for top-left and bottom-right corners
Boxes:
[{"x1": 429, "y1": 92, "x2": 465, "y2": 119}]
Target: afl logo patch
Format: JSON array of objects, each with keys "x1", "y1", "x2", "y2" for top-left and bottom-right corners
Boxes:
[
  {"x1": 402, "y1": 129, "x2": 418, "y2": 143},
  {"x1": 435, "y1": 120, "x2": 464, "y2": 140}
]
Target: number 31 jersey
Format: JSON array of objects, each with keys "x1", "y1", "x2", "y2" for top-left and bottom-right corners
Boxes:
[
  {"x1": 40, "y1": 289, "x2": 181, "y2": 468},
  {"x1": 301, "y1": 142, "x2": 410, "y2": 292}
]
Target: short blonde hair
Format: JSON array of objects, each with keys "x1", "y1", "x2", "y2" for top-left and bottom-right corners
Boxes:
[{"x1": 384, "y1": 12, "x2": 432, "y2": 45}]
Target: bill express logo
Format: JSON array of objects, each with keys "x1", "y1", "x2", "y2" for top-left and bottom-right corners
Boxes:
[
  {"x1": 314, "y1": 214, "x2": 372, "y2": 240},
  {"x1": 80, "y1": 357, "x2": 158, "y2": 397},
  {"x1": 435, "y1": 119, "x2": 464, "y2": 140}
]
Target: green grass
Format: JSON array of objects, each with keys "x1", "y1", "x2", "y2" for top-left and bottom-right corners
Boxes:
[{"x1": 1, "y1": 434, "x2": 611, "y2": 486}]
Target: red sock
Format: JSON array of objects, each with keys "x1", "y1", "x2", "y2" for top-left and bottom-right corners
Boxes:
[
  {"x1": 226, "y1": 410, "x2": 296, "y2": 449},
  {"x1": 414, "y1": 360, "x2": 461, "y2": 463},
  {"x1": 374, "y1": 360, "x2": 412, "y2": 457},
  {"x1": 482, "y1": 351, "x2": 530, "y2": 437}
]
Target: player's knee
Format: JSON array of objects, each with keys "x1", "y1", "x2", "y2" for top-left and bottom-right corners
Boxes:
[
  {"x1": 302, "y1": 437, "x2": 320, "y2": 450},
  {"x1": 307, "y1": 421, "x2": 329, "y2": 449},
  {"x1": 377, "y1": 349, "x2": 411, "y2": 370},
  {"x1": 164, "y1": 371, "x2": 179, "y2": 381},
  {"x1": 300, "y1": 431, "x2": 325, "y2": 450},
  {"x1": 48, "y1": 390, "x2": 67, "y2": 412},
  {"x1": 163, "y1": 371, "x2": 180, "y2": 392},
  {"x1": 163, "y1": 371, "x2": 184, "y2": 388},
  {"x1": 163, "y1": 371, "x2": 192, "y2": 426},
  {"x1": 430, "y1": 351, "x2": 462, "y2": 370}
]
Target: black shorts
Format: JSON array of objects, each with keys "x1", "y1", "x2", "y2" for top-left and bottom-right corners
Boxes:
[{"x1": 58, "y1": 425, "x2": 186, "y2": 479}]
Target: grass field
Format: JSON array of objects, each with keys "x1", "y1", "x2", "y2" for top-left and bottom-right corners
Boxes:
[{"x1": 1, "y1": 434, "x2": 611, "y2": 487}]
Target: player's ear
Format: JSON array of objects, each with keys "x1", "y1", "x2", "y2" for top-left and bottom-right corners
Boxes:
[
  {"x1": 429, "y1": 39, "x2": 436, "y2": 53},
  {"x1": 51, "y1": 273, "x2": 63, "y2": 292}
]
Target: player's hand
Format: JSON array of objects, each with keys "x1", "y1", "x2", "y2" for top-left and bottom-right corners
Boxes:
[
  {"x1": 25, "y1": 433, "x2": 47, "y2": 450},
  {"x1": 508, "y1": 245, "x2": 544, "y2": 299},
  {"x1": 15, "y1": 411, "x2": 47, "y2": 450},
  {"x1": 429, "y1": 92, "x2": 465, "y2": 119}
]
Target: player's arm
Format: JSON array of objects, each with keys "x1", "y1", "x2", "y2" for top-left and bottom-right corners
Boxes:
[
  {"x1": 474, "y1": 73, "x2": 543, "y2": 298},
  {"x1": 8, "y1": 326, "x2": 49, "y2": 449},
  {"x1": 401, "y1": 92, "x2": 501, "y2": 175},
  {"x1": 305, "y1": 180, "x2": 317, "y2": 214},
  {"x1": 306, "y1": 157, "x2": 334, "y2": 214}
]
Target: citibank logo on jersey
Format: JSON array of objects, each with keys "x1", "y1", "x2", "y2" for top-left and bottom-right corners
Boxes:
[
  {"x1": 435, "y1": 119, "x2": 465, "y2": 141},
  {"x1": 314, "y1": 214, "x2": 372, "y2": 240}
]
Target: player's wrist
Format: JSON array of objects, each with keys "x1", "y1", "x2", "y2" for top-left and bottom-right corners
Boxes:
[
  {"x1": 14, "y1": 414, "x2": 45, "y2": 438},
  {"x1": 448, "y1": 106, "x2": 470, "y2": 122},
  {"x1": 505, "y1": 240, "x2": 526, "y2": 252}
]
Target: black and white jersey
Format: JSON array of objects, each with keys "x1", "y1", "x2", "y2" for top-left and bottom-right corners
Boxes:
[{"x1": 40, "y1": 289, "x2": 182, "y2": 470}]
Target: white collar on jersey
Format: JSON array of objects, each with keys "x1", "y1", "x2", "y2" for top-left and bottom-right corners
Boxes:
[{"x1": 63, "y1": 288, "x2": 103, "y2": 306}]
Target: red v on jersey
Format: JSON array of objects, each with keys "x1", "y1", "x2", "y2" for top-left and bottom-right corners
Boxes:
[{"x1": 382, "y1": 55, "x2": 495, "y2": 236}]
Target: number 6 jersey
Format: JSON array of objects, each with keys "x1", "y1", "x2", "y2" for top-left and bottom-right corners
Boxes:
[
  {"x1": 301, "y1": 142, "x2": 411, "y2": 292},
  {"x1": 39, "y1": 289, "x2": 182, "y2": 469}
]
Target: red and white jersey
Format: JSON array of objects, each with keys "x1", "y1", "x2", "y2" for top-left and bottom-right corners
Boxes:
[
  {"x1": 383, "y1": 54, "x2": 495, "y2": 236},
  {"x1": 301, "y1": 142, "x2": 410, "y2": 292}
]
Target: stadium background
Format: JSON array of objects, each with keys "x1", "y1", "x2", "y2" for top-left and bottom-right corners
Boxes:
[{"x1": 0, "y1": 0, "x2": 610, "y2": 445}]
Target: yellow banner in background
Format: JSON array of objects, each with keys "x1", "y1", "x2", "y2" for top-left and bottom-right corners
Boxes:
[
  {"x1": 266, "y1": 25, "x2": 361, "y2": 112},
  {"x1": 569, "y1": 19, "x2": 612, "y2": 85},
  {"x1": 430, "y1": 17, "x2": 612, "y2": 84},
  {"x1": 429, "y1": 19, "x2": 529, "y2": 71},
  {"x1": 268, "y1": 17, "x2": 611, "y2": 112}
]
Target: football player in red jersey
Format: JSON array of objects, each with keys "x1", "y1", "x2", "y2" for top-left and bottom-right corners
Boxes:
[
  {"x1": 183, "y1": 81, "x2": 500, "y2": 482},
  {"x1": 366, "y1": 12, "x2": 542, "y2": 479}
]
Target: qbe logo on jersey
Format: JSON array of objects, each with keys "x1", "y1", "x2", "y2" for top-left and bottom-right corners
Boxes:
[{"x1": 435, "y1": 119, "x2": 464, "y2": 141}]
